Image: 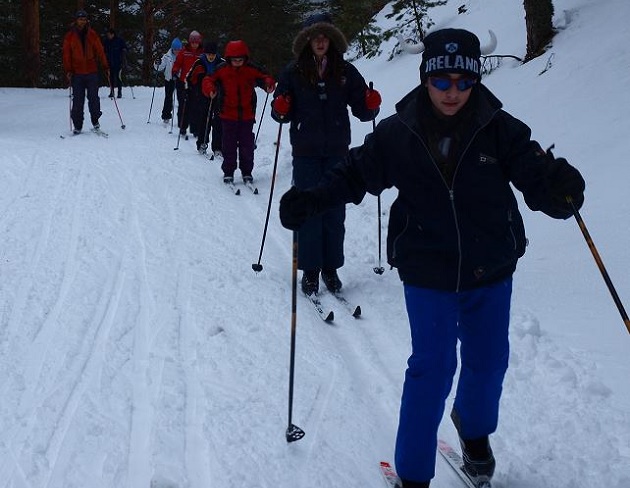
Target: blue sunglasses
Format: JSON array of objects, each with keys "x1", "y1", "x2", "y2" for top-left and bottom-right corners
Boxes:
[{"x1": 429, "y1": 76, "x2": 477, "y2": 92}]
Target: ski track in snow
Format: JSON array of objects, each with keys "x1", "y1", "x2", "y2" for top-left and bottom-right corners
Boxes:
[{"x1": 1, "y1": 1, "x2": 630, "y2": 487}]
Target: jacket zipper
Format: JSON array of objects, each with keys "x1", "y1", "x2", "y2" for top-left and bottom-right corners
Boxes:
[{"x1": 399, "y1": 107, "x2": 500, "y2": 291}]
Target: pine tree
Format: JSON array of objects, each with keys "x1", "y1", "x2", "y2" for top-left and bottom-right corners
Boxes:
[{"x1": 384, "y1": 0, "x2": 447, "y2": 59}]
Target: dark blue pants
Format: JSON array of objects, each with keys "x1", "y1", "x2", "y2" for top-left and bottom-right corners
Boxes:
[
  {"x1": 161, "y1": 79, "x2": 175, "y2": 120},
  {"x1": 109, "y1": 65, "x2": 122, "y2": 91},
  {"x1": 196, "y1": 97, "x2": 222, "y2": 151},
  {"x1": 175, "y1": 79, "x2": 191, "y2": 133},
  {"x1": 292, "y1": 156, "x2": 345, "y2": 271},
  {"x1": 395, "y1": 278, "x2": 512, "y2": 483},
  {"x1": 221, "y1": 119, "x2": 255, "y2": 177},
  {"x1": 71, "y1": 72, "x2": 101, "y2": 129}
]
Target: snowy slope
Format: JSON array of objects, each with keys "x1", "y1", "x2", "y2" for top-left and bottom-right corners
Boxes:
[{"x1": 0, "y1": 0, "x2": 629, "y2": 487}]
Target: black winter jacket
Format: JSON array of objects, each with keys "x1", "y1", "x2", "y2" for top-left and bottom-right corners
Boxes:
[
  {"x1": 320, "y1": 84, "x2": 576, "y2": 291},
  {"x1": 272, "y1": 60, "x2": 376, "y2": 157}
]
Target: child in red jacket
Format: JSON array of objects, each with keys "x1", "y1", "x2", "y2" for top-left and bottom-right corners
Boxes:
[
  {"x1": 172, "y1": 30, "x2": 204, "y2": 136},
  {"x1": 202, "y1": 40, "x2": 275, "y2": 183}
]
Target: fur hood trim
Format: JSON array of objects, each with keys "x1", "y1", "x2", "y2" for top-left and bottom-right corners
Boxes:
[{"x1": 292, "y1": 22, "x2": 348, "y2": 57}]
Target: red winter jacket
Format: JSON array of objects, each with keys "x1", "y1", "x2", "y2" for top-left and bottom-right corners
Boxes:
[
  {"x1": 172, "y1": 46, "x2": 204, "y2": 83},
  {"x1": 202, "y1": 63, "x2": 275, "y2": 121},
  {"x1": 63, "y1": 25, "x2": 109, "y2": 76}
]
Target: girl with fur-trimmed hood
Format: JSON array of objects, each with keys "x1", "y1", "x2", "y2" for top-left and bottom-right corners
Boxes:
[{"x1": 271, "y1": 12, "x2": 382, "y2": 297}]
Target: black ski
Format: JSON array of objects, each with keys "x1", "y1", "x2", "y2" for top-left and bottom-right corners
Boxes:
[
  {"x1": 60, "y1": 130, "x2": 84, "y2": 138},
  {"x1": 91, "y1": 127, "x2": 109, "y2": 138},
  {"x1": 61, "y1": 128, "x2": 109, "y2": 139},
  {"x1": 224, "y1": 180, "x2": 241, "y2": 195},
  {"x1": 197, "y1": 144, "x2": 208, "y2": 157},
  {"x1": 438, "y1": 439, "x2": 491, "y2": 488},
  {"x1": 305, "y1": 293, "x2": 334, "y2": 322},
  {"x1": 243, "y1": 180, "x2": 259, "y2": 195},
  {"x1": 330, "y1": 291, "x2": 361, "y2": 318}
]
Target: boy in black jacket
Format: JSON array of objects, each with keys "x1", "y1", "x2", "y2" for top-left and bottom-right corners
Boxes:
[{"x1": 279, "y1": 28, "x2": 585, "y2": 488}]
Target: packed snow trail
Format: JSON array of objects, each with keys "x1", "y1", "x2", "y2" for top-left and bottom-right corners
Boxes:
[{"x1": 2, "y1": 1, "x2": 630, "y2": 486}]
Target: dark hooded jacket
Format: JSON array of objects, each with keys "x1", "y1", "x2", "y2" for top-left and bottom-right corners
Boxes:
[
  {"x1": 272, "y1": 16, "x2": 376, "y2": 158},
  {"x1": 273, "y1": 60, "x2": 374, "y2": 157},
  {"x1": 317, "y1": 83, "x2": 577, "y2": 291}
]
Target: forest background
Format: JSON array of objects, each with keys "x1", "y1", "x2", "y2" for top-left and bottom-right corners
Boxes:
[
  {"x1": 1, "y1": 0, "x2": 553, "y2": 88},
  {"x1": 2, "y1": 0, "x2": 390, "y2": 88}
]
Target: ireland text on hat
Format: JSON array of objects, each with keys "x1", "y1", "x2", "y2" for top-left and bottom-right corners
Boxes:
[{"x1": 425, "y1": 55, "x2": 479, "y2": 75}]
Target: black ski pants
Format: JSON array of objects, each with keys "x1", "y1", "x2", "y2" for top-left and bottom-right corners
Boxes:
[{"x1": 71, "y1": 72, "x2": 101, "y2": 129}]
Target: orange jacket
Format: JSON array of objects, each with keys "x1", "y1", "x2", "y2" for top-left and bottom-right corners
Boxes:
[{"x1": 63, "y1": 25, "x2": 109, "y2": 76}]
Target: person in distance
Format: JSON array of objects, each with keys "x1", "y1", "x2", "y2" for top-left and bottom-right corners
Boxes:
[{"x1": 62, "y1": 9, "x2": 109, "y2": 133}]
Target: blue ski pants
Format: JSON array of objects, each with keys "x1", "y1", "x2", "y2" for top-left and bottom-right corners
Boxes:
[{"x1": 395, "y1": 277, "x2": 512, "y2": 483}]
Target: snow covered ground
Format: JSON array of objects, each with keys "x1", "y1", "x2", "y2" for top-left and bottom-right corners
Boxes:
[{"x1": 1, "y1": 0, "x2": 629, "y2": 487}]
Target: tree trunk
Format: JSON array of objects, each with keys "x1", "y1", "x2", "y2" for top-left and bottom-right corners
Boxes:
[
  {"x1": 110, "y1": 0, "x2": 117, "y2": 28},
  {"x1": 143, "y1": 0, "x2": 155, "y2": 84},
  {"x1": 21, "y1": 0, "x2": 40, "y2": 87},
  {"x1": 523, "y1": 0, "x2": 555, "y2": 61}
]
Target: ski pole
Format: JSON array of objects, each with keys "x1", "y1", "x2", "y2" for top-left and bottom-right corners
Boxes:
[
  {"x1": 125, "y1": 69, "x2": 136, "y2": 99},
  {"x1": 568, "y1": 196, "x2": 630, "y2": 334},
  {"x1": 174, "y1": 92, "x2": 188, "y2": 150},
  {"x1": 111, "y1": 93, "x2": 126, "y2": 129},
  {"x1": 254, "y1": 91, "x2": 270, "y2": 149},
  {"x1": 252, "y1": 122, "x2": 283, "y2": 272},
  {"x1": 108, "y1": 72, "x2": 126, "y2": 129},
  {"x1": 286, "y1": 229, "x2": 305, "y2": 443},
  {"x1": 169, "y1": 89, "x2": 175, "y2": 134},
  {"x1": 147, "y1": 71, "x2": 157, "y2": 123},
  {"x1": 369, "y1": 82, "x2": 385, "y2": 275},
  {"x1": 374, "y1": 189, "x2": 385, "y2": 275},
  {"x1": 68, "y1": 85, "x2": 73, "y2": 131},
  {"x1": 201, "y1": 97, "x2": 214, "y2": 151}
]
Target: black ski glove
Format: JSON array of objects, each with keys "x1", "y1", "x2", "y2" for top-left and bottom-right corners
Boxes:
[
  {"x1": 279, "y1": 186, "x2": 320, "y2": 231},
  {"x1": 546, "y1": 156, "x2": 585, "y2": 218}
]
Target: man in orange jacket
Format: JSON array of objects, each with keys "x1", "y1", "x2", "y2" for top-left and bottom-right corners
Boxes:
[{"x1": 62, "y1": 10, "x2": 109, "y2": 134}]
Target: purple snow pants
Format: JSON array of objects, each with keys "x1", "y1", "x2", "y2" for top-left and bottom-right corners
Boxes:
[{"x1": 220, "y1": 118, "x2": 255, "y2": 178}]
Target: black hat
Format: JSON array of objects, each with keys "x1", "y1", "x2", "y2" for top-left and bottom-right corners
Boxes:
[
  {"x1": 303, "y1": 12, "x2": 332, "y2": 27},
  {"x1": 420, "y1": 29, "x2": 482, "y2": 83},
  {"x1": 204, "y1": 41, "x2": 218, "y2": 54},
  {"x1": 75, "y1": 9, "x2": 88, "y2": 19}
]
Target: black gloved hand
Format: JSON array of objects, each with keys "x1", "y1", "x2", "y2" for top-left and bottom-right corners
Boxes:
[
  {"x1": 546, "y1": 156, "x2": 585, "y2": 218},
  {"x1": 279, "y1": 186, "x2": 320, "y2": 231}
]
